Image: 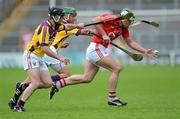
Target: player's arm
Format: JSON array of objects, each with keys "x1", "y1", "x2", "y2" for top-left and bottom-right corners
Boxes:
[
  {"x1": 59, "y1": 28, "x2": 95, "y2": 49},
  {"x1": 69, "y1": 28, "x2": 95, "y2": 36},
  {"x1": 124, "y1": 36, "x2": 157, "y2": 58},
  {"x1": 64, "y1": 23, "x2": 84, "y2": 31},
  {"x1": 40, "y1": 26, "x2": 70, "y2": 64},
  {"x1": 42, "y1": 46, "x2": 60, "y2": 59},
  {"x1": 121, "y1": 29, "x2": 156, "y2": 58},
  {"x1": 125, "y1": 36, "x2": 147, "y2": 53},
  {"x1": 57, "y1": 23, "x2": 84, "y2": 32},
  {"x1": 92, "y1": 16, "x2": 110, "y2": 41},
  {"x1": 65, "y1": 28, "x2": 94, "y2": 36},
  {"x1": 41, "y1": 45, "x2": 69, "y2": 65},
  {"x1": 79, "y1": 28, "x2": 96, "y2": 35}
]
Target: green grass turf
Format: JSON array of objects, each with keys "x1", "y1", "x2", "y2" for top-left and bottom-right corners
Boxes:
[{"x1": 0, "y1": 65, "x2": 179, "y2": 119}]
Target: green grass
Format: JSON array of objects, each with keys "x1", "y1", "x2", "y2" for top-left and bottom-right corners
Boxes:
[{"x1": 0, "y1": 65, "x2": 180, "y2": 119}]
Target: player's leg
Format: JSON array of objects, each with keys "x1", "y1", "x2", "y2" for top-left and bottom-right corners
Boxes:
[
  {"x1": 8, "y1": 77, "x2": 31, "y2": 110},
  {"x1": 8, "y1": 51, "x2": 33, "y2": 110},
  {"x1": 49, "y1": 60, "x2": 99, "y2": 99},
  {"x1": 40, "y1": 68, "x2": 61, "y2": 100},
  {"x1": 115, "y1": 47, "x2": 126, "y2": 67},
  {"x1": 16, "y1": 56, "x2": 70, "y2": 91},
  {"x1": 43, "y1": 53, "x2": 70, "y2": 83},
  {"x1": 96, "y1": 55, "x2": 127, "y2": 106},
  {"x1": 13, "y1": 51, "x2": 48, "y2": 112},
  {"x1": 14, "y1": 68, "x2": 41, "y2": 112},
  {"x1": 50, "y1": 63, "x2": 70, "y2": 82},
  {"x1": 58, "y1": 66, "x2": 70, "y2": 78},
  {"x1": 49, "y1": 42, "x2": 107, "y2": 99},
  {"x1": 30, "y1": 59, "x2": 55, "y2": 89},
  {"x1": 65, "y1": 60, "x2": 99, "y2": 84},
  {"x1": 52, "y1": 61, "x2": 70, "y2": 77},
  {"x1": 39, "y1": 69, "x2": 54, "y2": 88}
]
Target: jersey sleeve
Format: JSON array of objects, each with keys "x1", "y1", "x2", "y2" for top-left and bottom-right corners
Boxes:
[
  {"x1": 39, "y1": 25, "x2": 50, "y2": 46},
  {"x1": 66, "y1": 28, "x2": 80, "y2": 36},
  {"x1": 58, "y1": 24, "x2": 65, "y2": 31}
]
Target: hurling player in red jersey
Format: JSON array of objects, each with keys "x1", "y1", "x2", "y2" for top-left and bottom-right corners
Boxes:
[{"x1": 50, "y1": 8, "x2": 157, "y2": 106}]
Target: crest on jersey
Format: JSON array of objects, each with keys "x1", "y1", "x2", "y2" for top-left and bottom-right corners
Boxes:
[{"x1": 33, "y1": 62, "x2": 37, "y2": 66}]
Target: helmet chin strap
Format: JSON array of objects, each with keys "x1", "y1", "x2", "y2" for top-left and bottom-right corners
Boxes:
[
  {"x1": 61, "y1": 14, "x2": 77, "y2": 23},
  {"x1": 52, "y1": 16, "x2": 60, "y2": 24},
  {"x1": 67, "y1": 14, "x2": 70, "y2": 20},
  {"x1": 63, "y1": 14, "x2": 70, "y2": 22}
]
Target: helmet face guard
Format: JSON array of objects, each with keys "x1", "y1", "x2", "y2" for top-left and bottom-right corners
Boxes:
[
  {"x1": 52, "y1": 16, "x2": 61, "y2": 22},
  {"x1": 49, "y1": 7, "x2": 65, "y2": 23}
]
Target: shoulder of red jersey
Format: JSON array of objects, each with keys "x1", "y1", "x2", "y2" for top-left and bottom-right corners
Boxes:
[{"x1": 99, "y1": 13, "x2": 120, "y2": 21}]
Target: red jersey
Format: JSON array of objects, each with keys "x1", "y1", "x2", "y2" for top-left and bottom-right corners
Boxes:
[{"x1": 91, "y1": 13, "x2": 130, "y2": 48}]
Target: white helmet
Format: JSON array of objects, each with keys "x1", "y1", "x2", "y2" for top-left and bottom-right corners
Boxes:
[{"x1": 120, "y1": 8, "x2": 135, "y2": 20}]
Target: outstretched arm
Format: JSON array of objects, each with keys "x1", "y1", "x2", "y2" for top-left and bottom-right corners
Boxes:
[
  {"x1": 64, "y1": 23, "x2": 84, "y2": 31},
  {"x1": 79, "y1": 28, "x2": 96, "y2": 35},
  {"x1": 125, "y1": 37, "x2": 157, "y2": 58}
]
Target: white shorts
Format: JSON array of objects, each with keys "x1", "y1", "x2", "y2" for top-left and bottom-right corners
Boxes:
[
  {"x1": 23, "y1": 50, "x2": 48, "y2": 70},
  {"x1": 42, "y1": 46, "x2": 65, "y2": 72},
  {"x1": 86, "y1": 42, "x2": 109, "y2": 63}
]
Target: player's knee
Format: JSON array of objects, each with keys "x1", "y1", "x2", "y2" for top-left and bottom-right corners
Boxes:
[
  {"x1": 82, "y1": 79, "x2": 92, "y2": 83},
  {"x1": 46, "y1": 81, "x2": 53, "y2": 87},
  {"x1": 31, "y1": 81, "x2": 41, "y2": 88},
  {"x1": 66, "y1": 73, "x2": 71, "y2": 77},
  {"x1": 43, "y1": 80, "x2": 53, "y2": 88},
  {"x1": 82, "y1": 76, "x2": 92, "y2": 83},
  {"x1": 112, "y1": 65, "x2": 122, "y2": 74}
]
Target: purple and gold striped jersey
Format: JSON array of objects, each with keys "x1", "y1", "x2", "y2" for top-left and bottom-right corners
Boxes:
[
  {"x1": 26, "y1": 19, "x2": 65, "y2": 57},
  {"x1": 52, "y1": 28, "x2": 81, "y2": 50}
]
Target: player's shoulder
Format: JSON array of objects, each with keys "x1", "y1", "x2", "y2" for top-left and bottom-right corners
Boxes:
[
  {"x1": 40, "y1": 20, "x2": 48, "y2": 26},
  {"x1": 38, "y1": 19, "x2": 53, "y2": 29},
  {"x1": 35, "y1": 19, "x2": 51, "y2": 34},
  {"x1": 99, "y1": 13, "x2": 119, "y2": 21}
]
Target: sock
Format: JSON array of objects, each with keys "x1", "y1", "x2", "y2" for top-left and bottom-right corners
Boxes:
[
  {"x1": 22, "y1": 83, "x2": 29, "y2": 90},
  {"x1": 55, "y1": 79, "x2": 67, "y2": 88},
  {"x1": 51, "y1": 75, "x2": 61, "y2": 82},
  {"x1": 12, "y1": 83, "x2": 23, "y2": 103},
  {"x1": 108, "y1": 91, "x2": 117, "y2": 99},
  {"x1": 17, "y1": 99, "x2": 25, "y2": 107},
  {"x1": 12, "y1": 83, "x2": 29, "y2": 103}
]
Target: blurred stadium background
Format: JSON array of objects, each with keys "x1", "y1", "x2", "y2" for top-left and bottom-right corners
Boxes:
[
  {"x1": 0, "y1": 1, "x2": 179, "y2": 118},
  {"x1": 0, "y1": 0, "x2": 180, "y2": 67}
]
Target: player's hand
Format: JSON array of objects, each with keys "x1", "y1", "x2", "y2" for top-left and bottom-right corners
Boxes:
[
  {"x1": 59, "y1": 57, "x2": 70, "y2": 65},
  {"x1": 102, "y1": 35, "x2": 110, "y2": 43},
  {"x1": 61, "y1": 42, "x2": 69, "y2": 48},
  {"x1": 84, "y1": 29, "x2": 96, "y2": 35},
  {"x1": 144, "y1": 49, "x2": 158, "y2": 59},
  {"x1": 77, "y1": 23, "x2": 85, "y2": 28}
]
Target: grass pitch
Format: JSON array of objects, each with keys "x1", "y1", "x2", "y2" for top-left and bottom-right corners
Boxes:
[{"x1": 0, "y1": 65, "x2": 179, "y2": 119}]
